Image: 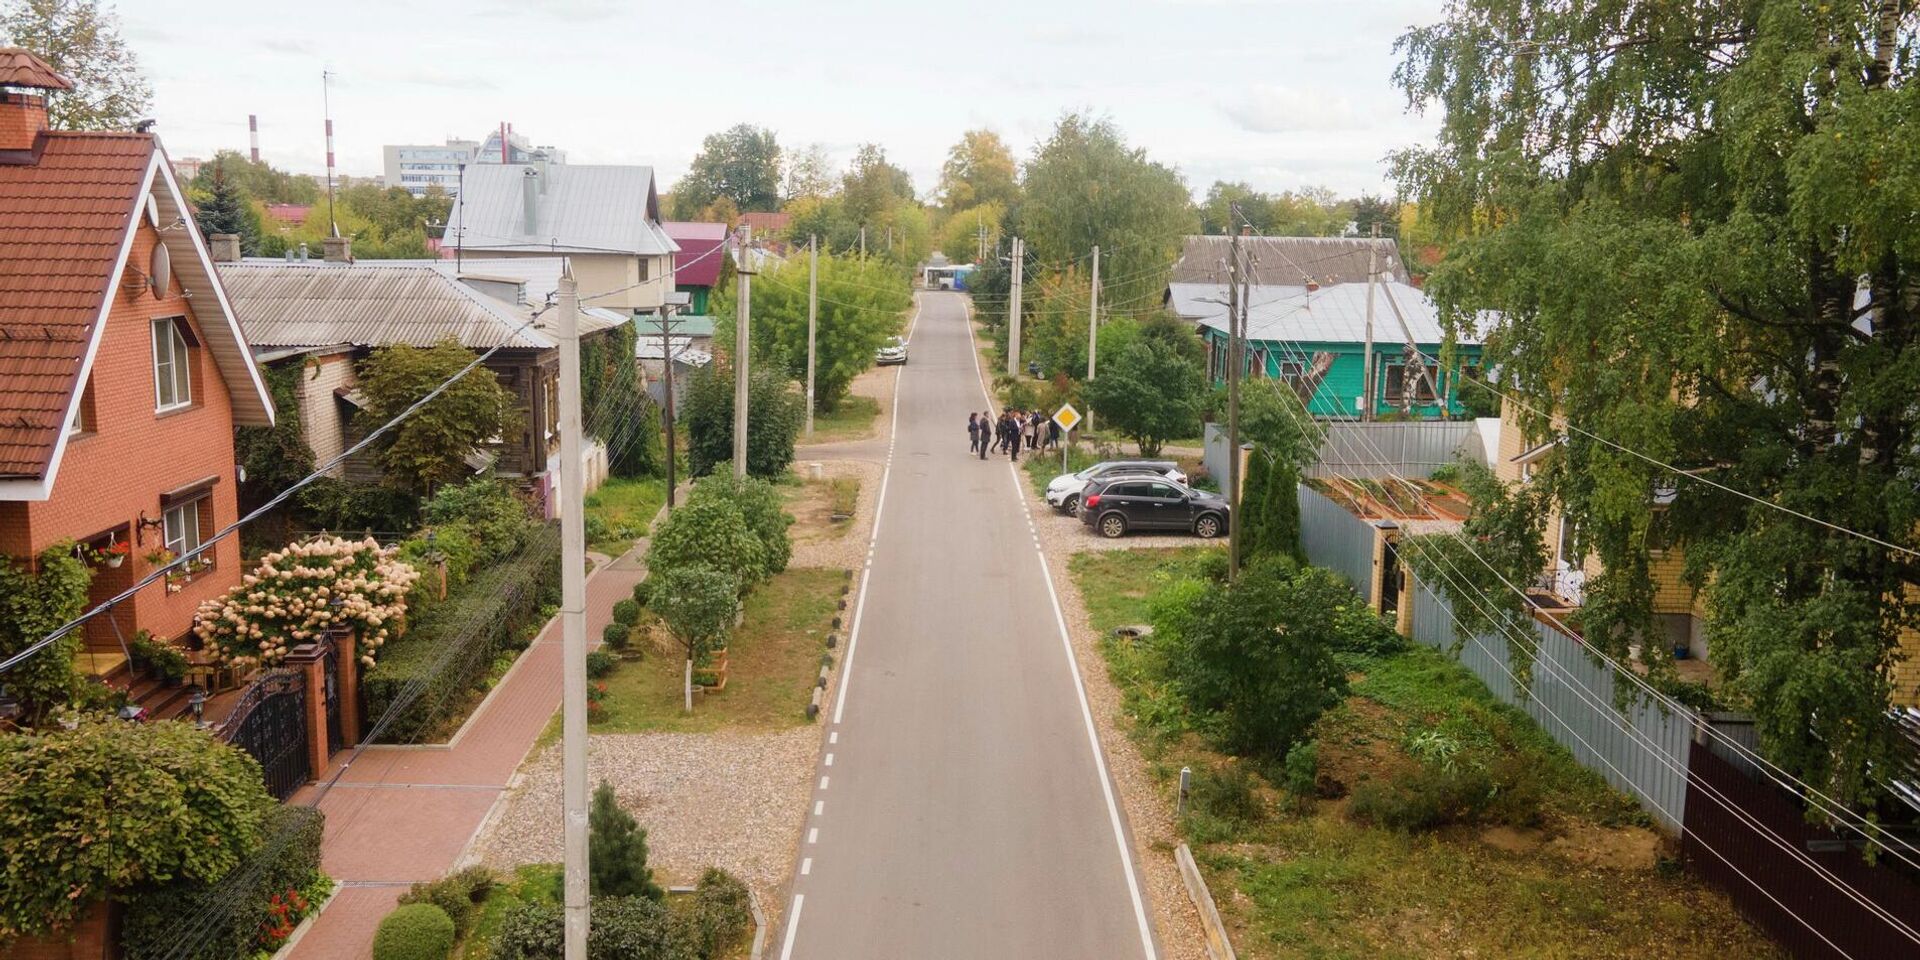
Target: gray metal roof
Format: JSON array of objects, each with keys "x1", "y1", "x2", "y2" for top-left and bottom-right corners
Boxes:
[
  {"x1": 1175, "y1": 280, "x2": 1484, "y2": 347},
  {"x1": 442, "y1": 163, "x2": 679, "y2": 256},
  {"x1": 1170, "y1": 235, "x2": 1406, "y2": 286},
  {"x1": 218, "y1": 261, "x2": 558, "y2": 351}
]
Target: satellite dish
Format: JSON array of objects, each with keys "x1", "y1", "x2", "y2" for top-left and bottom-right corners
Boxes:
[
  {"x1": 149, "y1": 241, "x2": 171, "y2": 299},
  {"x1": 145, "y1": 193, "x2": 160, "y2": 228}
]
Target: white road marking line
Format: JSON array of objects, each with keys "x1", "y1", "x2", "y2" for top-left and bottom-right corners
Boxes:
[
  {"x1": 820, "y1": 775, "x2": 830, "y2": 790},
  {"x1": 801, "y1": 857, "x2": 812, "y2": 875},
  {"x1": 829, "y1": 731, "x2": 838, "y2": 744},
  {"x1": 825, "y1": 753, "x2": 835, "y2": 766},
  {"x1": 814, "y1": 800, "x2": 824, "y2": 815},
  {"x1": 963, "y1": 297, "x2": 1160, "y2": 960},
  {"x1": 831, "y1": 299, "x2": 918, "y2": 726},
  {"x1": 778, "y1": 895, "x2": 804, "y2": 960},
  {"x1": 807, "y1": 827, "x2": 819, "y2": 844}
]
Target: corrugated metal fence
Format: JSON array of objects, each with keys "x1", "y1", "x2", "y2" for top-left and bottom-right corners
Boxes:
[
  {"x1": 1298, "y1": 485, "x2": 1695, "y2": 833},
  {"x1": 1206, "y1": 420, "x2": 1487, "y2": 486}
]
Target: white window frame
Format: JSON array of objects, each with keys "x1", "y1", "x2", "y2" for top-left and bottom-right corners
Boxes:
[
  {"x1": 151, "y1": 317, "x2": 193, "y2": 411},
  {"x1": 162, "y1": 497, "x2": 203, "y2": 559}
]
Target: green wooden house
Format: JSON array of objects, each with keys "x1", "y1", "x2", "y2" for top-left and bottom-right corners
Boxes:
[{"x1": 1170, "y1": 279, "x2": 1484, "y2": 420}]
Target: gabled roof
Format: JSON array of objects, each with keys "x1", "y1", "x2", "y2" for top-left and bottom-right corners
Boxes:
[
  {"x1": 738, "y1": 211, "x2": 790, "y2": 237},
  {"x1": 442, "y1": 163, "x2": 678, "y2": 257},
  {"x1": 1170, "y1": 235, "x2": 1406, "y2": 287},
  {"x1": 1174, "y1": 280, "x2": 1486, "y2": 347},
  {"x1": 0, "y1": 131, "x2": 273, "y2": 494},
  {"x1": 663, "y1": 221, "x2": 727, "y2": 288}
]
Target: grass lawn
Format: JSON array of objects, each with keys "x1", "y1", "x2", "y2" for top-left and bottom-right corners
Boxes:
[
  {"x1": 1068, "y1": 548, "x2": 1779, "y2": 960},
  {"x1": 1023, "y1": 447, "x2": 1100, "y2": 497},
  {"x1": 584, "y1": 477, "x2": 666, "y2": 556},
  {"x1": 805, "y1": 395, "x2": 882, "y2": 443},
  {"x1": 784, "y1": 475, "x2": 860, "y2": 543},
  {"x1": 592, "y1": 566, "x2": 844, "y2": 733}
]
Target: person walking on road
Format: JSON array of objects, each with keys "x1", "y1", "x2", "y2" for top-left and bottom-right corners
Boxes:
[
  {"x1": 1007, "y1": 411, "x2": 1021, "y2": 463},
  {"x1": 1044, "y1": 416, "x2": 1061, "y2": 451},
  {"x1": 967, "y1": 412, "x2": 981, "y2": 456},
  {"x1": 978, "y1": 411, "x2": 991, "y2": 460}
]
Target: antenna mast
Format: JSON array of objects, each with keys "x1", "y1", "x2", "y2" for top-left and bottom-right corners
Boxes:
[{"x1": 322, "y1": 70, "x2": 338, "y2": 238}]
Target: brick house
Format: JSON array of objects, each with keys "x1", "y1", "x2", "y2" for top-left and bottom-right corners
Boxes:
[{"x1": 0, "y1": 50, "x2": 275, "y2": 684}]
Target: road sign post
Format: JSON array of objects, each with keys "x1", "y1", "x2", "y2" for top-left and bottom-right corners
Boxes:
[{"x1": 1052, "y1": 403, "x2": 1082, "y2": 472}]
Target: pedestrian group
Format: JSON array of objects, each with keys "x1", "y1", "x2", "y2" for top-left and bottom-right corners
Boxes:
[{"x1": 968, "y1": 409, "x2": 1059, "y2": 462}]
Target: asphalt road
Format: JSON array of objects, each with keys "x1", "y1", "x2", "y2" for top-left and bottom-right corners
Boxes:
[{"x1": 777, "y1": 291, "x2": 1159, "y2": 959}]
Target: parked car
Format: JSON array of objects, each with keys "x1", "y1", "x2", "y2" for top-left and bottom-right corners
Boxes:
[
  {"x1": 876, "y1": 336, "x2": 908, "y2": 365},
  {"x1": 1079, "y1": 475, "x2": 1230, "y2": 539},
  {"x1": 1044, "y1": 460, "x2": 1188, "y2": 516}
]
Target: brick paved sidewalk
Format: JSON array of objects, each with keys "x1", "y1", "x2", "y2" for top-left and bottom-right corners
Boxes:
[{"x1": 288, "y1": 547, "x2": 648, "y2": 958}]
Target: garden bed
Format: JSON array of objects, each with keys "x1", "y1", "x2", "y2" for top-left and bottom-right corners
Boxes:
[
  {"x1": 783, "y1": 475, "x2": 861, "y2": 543},
  {"x1": 584, "y1": 477, "x2": 667, "y2": 556},
  {"x1": 1068, "y1": 547, "x2": 1779, "y2": 959}
]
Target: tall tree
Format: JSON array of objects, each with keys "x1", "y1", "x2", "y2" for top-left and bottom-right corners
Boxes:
[
  {"x1": 1395, "y1": 0, "x2": 1920, "y2": 810},
  {"x1": 783, "y1": 142, "x2": 836, "y2": 201},
  {"x1": 677, "y1": 124, "x2": 782, "y2": 214},
  {"x1": 840, "y1": 143, "x2": 915, "y2": 227},
  {"x1": 355, "y1": 339, "x2": 521, "y2": 496},
  {"x1": 938, "y1": 128, "x2": 1019, "y2": 212},
  {"x1": 1021, "y1": 113, "x2": 1197, "y2": 309},
  {"x1": 1081, "y1": 335, "x2": 1204, "y2": 457},
  {"x1": 713, "y1": 254, "x2": 910, "y2": 410},
  {"x1": 190, "y1": 149, "x2": 320, "y2": 205},
  {"x1": 192, "y1": 160, "x2": 258, "y2": 253},
  {"x1": 0, "y1": 0, "x2": 150, "y2": 131}
]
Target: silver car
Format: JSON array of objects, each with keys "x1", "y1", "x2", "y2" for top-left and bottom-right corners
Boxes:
[
  {"x1": 875, "y1": 336, "x2": 908, "y2": 365},
  {"x1": 1044, "y1": 460, "x2": 1188, "y2": 516}
]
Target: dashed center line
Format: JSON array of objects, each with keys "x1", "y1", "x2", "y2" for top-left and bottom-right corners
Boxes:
[
  {"x1": 819, "y1": 775, "x2": 830, "y2": 790},
  {"x1": 807, "y1": 827, "x2": 819, "y2": 844},
  {"x1": 801, "y1": 857, "x2": 812, "y2": 876},
  {"x1": 814, "y1": 800, "x2": 824, "y2": 816},
  {"x1": 824, "y1": 753, "x2": 835, "y2": 766}
]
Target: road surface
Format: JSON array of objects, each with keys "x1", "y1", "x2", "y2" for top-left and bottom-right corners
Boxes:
[{"x1": 777, "y1": 291, "x2": 1159, "y2": 959}]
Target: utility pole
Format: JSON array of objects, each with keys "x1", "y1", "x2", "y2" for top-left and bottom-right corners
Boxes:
[
  {"x1": 321, "y1": 70, "x2": 338, "y2": 239},
  {"x1": 806, "y1": 235, "x2": 818, "y2": 437},
  {"x1": 1362, "y1": 222, "x2": 1379, "y2": 423},
  {"x1": 734, "y1": 226, "x2": 753, "y2": 479},
  {"x1": 646, "y1": 302, "x2": 681, "y2": 510},
  {"x1": 1085, "y1": 244, "x2": 1100, "y2": 434},
  {"x1": 887, "y1": 225, "x2": 893, "y2": 255},
  {"x1": 977, "y1": 215, "x2": 986, "y2": 263},
  {"x1": 555, "y1": 266, "x2": 589, "y2": 960},
  {"x1": 859, "y1": 225, "x2": 866, "y2": 259},
  {"x1": 1226, "y1": 225, "x2": 1244, "y2": 579},
  {"x1": 1007, "y1": 236, "x2": 1024, "y2": 377}
]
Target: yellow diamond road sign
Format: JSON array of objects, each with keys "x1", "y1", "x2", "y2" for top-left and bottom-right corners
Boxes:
[{"x1": 1052, "y1": 403, "x2": 1082, "y2": 434}]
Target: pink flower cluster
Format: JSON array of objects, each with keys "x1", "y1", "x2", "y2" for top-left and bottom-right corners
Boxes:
[{"x1": 193, "y1": 536, "x2": 420, "y2": 669}]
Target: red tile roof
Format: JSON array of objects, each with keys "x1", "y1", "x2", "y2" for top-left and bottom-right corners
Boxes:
[
  {"x1": 663, "y1": 221, "x2": 727, "y2": 288},
  {"x1": 0, "y1": 48, "x2": 73, "y2": 90},
  {"x1": 0, "y1": 131, "x2": 153, "y2": 477}
]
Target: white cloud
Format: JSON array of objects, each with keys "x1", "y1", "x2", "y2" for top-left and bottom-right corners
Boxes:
[{"x1": 1220, "y1": 85, "x2": 1361, "y2": 134}]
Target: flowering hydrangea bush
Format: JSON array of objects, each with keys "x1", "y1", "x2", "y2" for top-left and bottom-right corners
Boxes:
[{"x1": 193, "y1": 536, "x2": 420, "y2": 669}]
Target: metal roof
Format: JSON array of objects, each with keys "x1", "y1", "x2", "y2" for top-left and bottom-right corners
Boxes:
[
  {"x1": 1170, "y1": 235, "x2": 1406, "y2": 286},
  {"x1": 1175, "y1": 280, "x2": 1484, "y2": 347},
  {"x1": 441, "y1": 163, "x2": 679, "y2": 256},
  {"x1": 663, "y1": 221, "x2": 727, "y2": 288},
  {"x1": 218, "y1": 261, "x2": 558, "y2": 351}
]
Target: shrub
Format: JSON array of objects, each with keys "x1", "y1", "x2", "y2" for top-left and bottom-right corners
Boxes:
[
  {"x1": 688, "y1": 475, "x2": 793, "y2": 574},
  {"x1": 398, "y1": 866, "x2": 494, "y2": 939},
  {"x1": 652, "y1": 566, "x2": 739, "y2": 667},
  {"x1": 632, "y1": 579, "x2": 652, "y2": 607},
  {"x1": 587, "y1": 649, "x2": 618, "y2": 679},
  {"x1": 589, "y1": 782, "x2": 662, "y2": 901},
  {"x1": 687, "y1": 868, "x2": 753, "y2": 959},
  {"x1": 681, "y1": 361, "x2": 803, "y2": 479},
  {"x1": 612, "y1": 599, "x2": 641, "y2": 626},
  {"x1": 1348, "y1": 750, "x2": 1546, "y2": 832},
  {"x1": 491, "y1": 899, "x2": 563, "y2": 959},
  {"x1": 0, "y1": 721, "x2": 275, "y2": 942},
  {"x1": 422, "y1": 478, "x2": 532, "y2": 559},
  {"x1": 587, "y1": 896, "x2": 694, "y2": 960},
  {"x1": 1187, "y1": 764, "x2": 1265, "y2": 826},
  {"x1": 372, "y1": 903, "x2": 455, "y2": 960},
  {"x1": 584, "y1": 513, "x2": 613, "y2": 546},
  {"x1": 193, "y1": 536, "x2": 421, "y2": 671},
  {"x1": 0, "y1": 542, "x2": 90, "y2": 722},
  {"x1": 601, "y1": 621, "x2": 631, "y2": 651},
  {"x1": 1281, "y1": 740, "x2": 1320, "y2": 800},
  {"x1": 121, "y1": 805, "x2": 327, "y2": 960},
  {"x1": 646, "y1": 498, "x2": 767, "y2": 592}
]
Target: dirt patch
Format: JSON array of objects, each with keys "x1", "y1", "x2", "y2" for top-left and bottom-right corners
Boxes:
[
  {"x1": 1314, "y1": 697, "x2": 1413, "y2": 793},
  {"x1": 1545, "y1": 820, "x2": 1661, "y2": 871},
  {"x1": 783, "y1": 477, "x2": 856, "y2": 544}
]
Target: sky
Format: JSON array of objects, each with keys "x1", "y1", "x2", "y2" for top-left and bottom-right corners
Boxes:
[{"x1": 117, "y1": 0, "x2": 1448, "y2": 201}]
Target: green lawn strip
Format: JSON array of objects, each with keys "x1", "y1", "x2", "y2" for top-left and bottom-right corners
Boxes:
[
  {"x1": 592, "y1": 567, "x2": 842, "y2": 733},
  {"x1": 1022, "y1": 447, "x2": 1101, "y2": 497},
  {"x1": 782, "y1": 476, "x2": 861, "y2": 543},
  {"x1": 457, "y1": 863, "x2": 561, "y2": 960},
  {"x1": 806, "y1": 395, "x2": 882, "y2": 443},
  {"x1": 1067, "y1": 549, "x2": 1776, "y2": 960},
  {"x1": 584, "y1": 477, "x2": 667, "y2": 555}
]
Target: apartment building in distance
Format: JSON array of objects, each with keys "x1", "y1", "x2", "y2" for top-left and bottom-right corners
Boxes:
[{"x1": 383, "y1": 122, "x2": 568, "y2": 197}]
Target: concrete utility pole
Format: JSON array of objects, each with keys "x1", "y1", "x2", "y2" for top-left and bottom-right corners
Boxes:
[
  {"x1": 1007, "y1": 236, "x2": 1024, "y2": 377},
  {"x1": 1226, "y1": 226, "x2": 1244, "y2": 580},
  {"x1": 806, "y1": 235, "x2": 819, "y2": 437},
  {"x1": 859, "y1": 225, "x2": 866, "y2": 259},
  {"x1": 734, "y1": 226, "x2": 753, "y2": 478},
  {"x1": 555, "y1": 267, "x2": 589, "y2": 960},
  {"x1": 1362, "y1": 223, "x2": 1379, "y2": 423},
  {"x1": 1085, "y1": 244, "x2": 1099, "y2": 433},
  {"x1": 647, "y1": 302, "x2": 681, "y2": 510}
]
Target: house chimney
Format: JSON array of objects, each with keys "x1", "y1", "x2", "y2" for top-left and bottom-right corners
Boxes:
[
  {"x1": 322, "y1": 235, "x2": 352, "y2": 262},
  {"x1": 521, "y1": 166, "x2": 540, "y2": 235},
  {"x1": 209, "y1": 233, "x2": 242, "y2": 262},
  {"x1": 0, "y1": 48, "x2": 74, "y2": 151}
]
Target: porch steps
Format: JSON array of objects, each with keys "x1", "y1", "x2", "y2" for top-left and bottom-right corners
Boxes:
[{"x1": 97, "y1": 661, "x2": 198, "y2": 722}]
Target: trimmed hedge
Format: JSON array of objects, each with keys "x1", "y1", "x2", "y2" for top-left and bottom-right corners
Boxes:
[
  {"x1": 121, "y1": 805, "x2": 327, "y2": 960},
  {"x1": 587, "y1": 649, "x2": 618, "y2": 679},
  {"x1": 612, "y1": 599, "x2": 641, "y2": 626},
  {"x1": 687, "y1": 868, "x2": 753, "y2": 959},
  {"x1": 363, "y1": 534, "x2": 561, "y2": 742},
  {"x1": 601, "y1": 622, "x2": 630, "y2": 650},
  {"x1": 397, "y1": 865, "x2": 494, "y2": 940},
  {"x1": 371, "y1": 903, "x2": 454, "y2": 960}
]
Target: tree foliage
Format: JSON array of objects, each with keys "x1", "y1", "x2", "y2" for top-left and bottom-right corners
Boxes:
[
  {"x1": 680, "y1": 361, "x2": 803, "y2": 479},
  {"x1": 1394, "y1": 0, "x2": 1920, "y2": 808},
  {"x1": 840, "y1": 143, "x2": 916, "y2": 226},
  {"x1": 190, "y1": 149, "x2": 320, "y2": 205},
  {"x1": 0, "y1": 721, "x2": 274, "y2": 941},
  {"x1": 0, "y1": 542, "x2": 89, "y2": 723},
  {"x1": 674, "y1": 124, "x2": 783, "y2": 216},
  {"x1": 1197, "y1": 181, "x2": 1346, "y2": 237},
  {"x1": 582, "y1": 321, "x2": 660, "y2": 478},
  {"x1": 647, "y1": 498, "x2": 767, "y2": 594},
  {"x1": 1081, "y1": 334, "x2": 1204, "y2": 457},
  {"x1": 1021, "y1": 113, "x2": 1197, "y2": 308},
  {"x1": 938, "y1": 202, "x2": 1003, "y2": 264},
  {"x1": 589, "y1": 782, "x2": 663, "y2": 901},
  {"x1": 687, "y1": 474, "x2": 793, "y2": 575},
  {"x1": 1238, "y1": 382, "x2": 1320, "y2": 564},
  {"x1": 356, "y1": 339, "x2": 521, "y2": 495},
  {"x1": 938, "y1": 128, "x2": 1019, "y2": 212},
  {"x1": 712, "y1": 253, "x2": 909, "y2": 411},
  {"x1": 0, "y1": 0, "x2": 150, "y2": 131},
  {"x1": 193, "y1": 160, "x2": 257, "y2": 251},
  {"x1": 650, "y1": 564, "x2": 740, "y2": 664},
  {"x1": 782, "y1": 143, "x2": 836, "y2": 201}
]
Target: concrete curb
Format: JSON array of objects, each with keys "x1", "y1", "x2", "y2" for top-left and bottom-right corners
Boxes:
[{"x1": 1175, "y1": 843, "x2": 1236, "y2": 960}]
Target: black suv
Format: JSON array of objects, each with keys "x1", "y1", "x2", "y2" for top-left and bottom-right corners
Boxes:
[{"x1": 1079, "y1": 475, "x2": 1230, "y2": 539}]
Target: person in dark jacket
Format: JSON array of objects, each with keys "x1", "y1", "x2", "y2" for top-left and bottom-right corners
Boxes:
[
  {"x1": 1007, "y1": 412, "x2": 1020, "y2": 462},
  {"x1": 1045, "y1": 416, "x2": 1061, "y2": 451},
  {"x1": 978, "y1": 411, "x2": 992, "y2": 459},
  {"x1": 967, "y1": 412, "x2": 981, "y2": 455}
]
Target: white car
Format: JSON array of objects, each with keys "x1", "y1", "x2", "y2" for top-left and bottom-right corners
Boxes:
[
  {"x1": 1044, "y1": 460, "x2": 1189, "y2": 516},
  {"x1": 875, "y1": 336, "x2": 908, "y2": 365}
]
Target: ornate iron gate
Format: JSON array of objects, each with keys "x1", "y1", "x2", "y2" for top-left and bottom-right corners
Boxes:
[
  {"x1": 322, "y1": 643, "x2": 343, "y2": 754},
  {"x1": 221, "y1": 670, "x2": 310, "y2": 801}
]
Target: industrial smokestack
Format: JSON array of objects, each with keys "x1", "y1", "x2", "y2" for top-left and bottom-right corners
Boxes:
[{"x1": 248, "y1": 114, "x2": 259, "y2": 163}]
